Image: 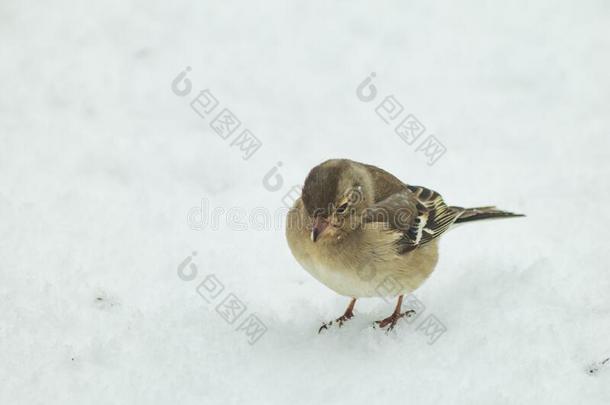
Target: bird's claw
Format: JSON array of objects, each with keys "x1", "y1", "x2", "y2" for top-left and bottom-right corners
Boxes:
[
  {"x1": 374, "y1": 310, "x2": 416, "y2": 333},
  {"x1": 318, "y1": 313, "x2": 353, "y2": 334}
]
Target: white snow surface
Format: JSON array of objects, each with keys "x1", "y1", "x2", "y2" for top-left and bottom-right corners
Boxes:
[{"x1": 1, "y1": 1, "x2": 610, "y2": 404}]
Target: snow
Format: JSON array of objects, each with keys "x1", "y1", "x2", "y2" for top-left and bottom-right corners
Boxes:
[{"x1": 1, "y1": 0, "x2": 610, "y2": 403}]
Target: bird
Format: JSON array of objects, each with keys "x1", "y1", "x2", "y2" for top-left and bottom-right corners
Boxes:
[{"x1": 285, "y1": 159, "x2": 524, "y2": 333}]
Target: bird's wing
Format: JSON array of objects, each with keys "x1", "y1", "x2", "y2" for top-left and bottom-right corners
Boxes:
[
  {"x1": 364, "y1": 185, "x2": 463, "y2": 253},
  {"x1": 363, "y1": 189, "x2": 417, "y2": 232}
]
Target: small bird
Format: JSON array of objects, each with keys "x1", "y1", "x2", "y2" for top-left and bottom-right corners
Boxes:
[{"x1": 285, "y1": 159, "x2": 524, "y2": 332}]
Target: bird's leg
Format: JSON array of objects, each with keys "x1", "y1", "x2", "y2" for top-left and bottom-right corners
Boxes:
[
  {"x1": 318, "y1": 298, "x2": 357, "y2": 333},
  {"x1": 375, "y1": 295, "x2": 415, "y2": 332}
]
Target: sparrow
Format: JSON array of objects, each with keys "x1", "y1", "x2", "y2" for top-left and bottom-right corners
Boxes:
[{"x1": 285, "y1": 159, "x2": 524, "y2": 332}]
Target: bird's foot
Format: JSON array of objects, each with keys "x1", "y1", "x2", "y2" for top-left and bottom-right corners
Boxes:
[
  {"x1": 374, "y1": 309, "x2": 416, "y2": 332},
  {"x1": 318, "y1": 312, "x2": 354, "y2": 334}
]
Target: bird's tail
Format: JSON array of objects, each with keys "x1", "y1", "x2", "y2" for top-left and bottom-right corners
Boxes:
[{"x1": 453, "y1": 206, "x2": 525, "y2": 224}]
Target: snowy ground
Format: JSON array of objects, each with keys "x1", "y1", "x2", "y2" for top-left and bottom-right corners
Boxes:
[{"x1": 1, "y1": 1, "x2": 610, "y2": 404}]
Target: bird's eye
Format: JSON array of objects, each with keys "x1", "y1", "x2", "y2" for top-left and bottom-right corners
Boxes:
[{"x1": 336, "y1": 203, "x2": 348, "y2": 214}]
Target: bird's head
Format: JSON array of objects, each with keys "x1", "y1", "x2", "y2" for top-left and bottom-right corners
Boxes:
[{"x1": 301, "y1": 159, "x2": 373, "y2": 243}]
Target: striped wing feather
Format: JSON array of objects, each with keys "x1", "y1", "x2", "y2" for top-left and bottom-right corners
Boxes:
[
  {"x1": 363, "y1": 184, "x2": 464, "y2": 253},
  {"x1": 401, "y1": 185, "x2": 463, "y2": 248}
]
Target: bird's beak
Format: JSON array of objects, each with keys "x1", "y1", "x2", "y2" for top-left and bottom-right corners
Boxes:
[{"x1": 311, "y1": 216, "x2": 329, "y2": 242}]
